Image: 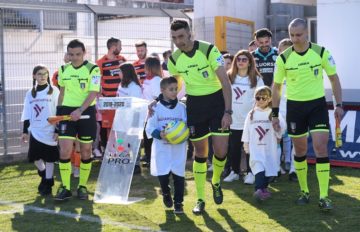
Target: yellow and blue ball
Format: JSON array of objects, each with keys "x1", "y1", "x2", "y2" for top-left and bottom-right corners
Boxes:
[{"x1": 164, "y1": 120, "x2": 189, "y2": 144}]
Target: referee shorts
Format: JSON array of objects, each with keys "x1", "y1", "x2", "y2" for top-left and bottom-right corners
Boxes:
[
  {"x1": 286, "y1": 97, "x2": 329, "y2": 138},
  {"x1": 186, "y1": 90, "x2": 229, "y2": 141},
  {"x1": 58, "y1": 105, "x2": 97, "y2": 143}
]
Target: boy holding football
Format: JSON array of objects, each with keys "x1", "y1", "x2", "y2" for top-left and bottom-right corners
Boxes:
[{"x1": 145, "y1": 77, "x2": 187, "y2": 214}]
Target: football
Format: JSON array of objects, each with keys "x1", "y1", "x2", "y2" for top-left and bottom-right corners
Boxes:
[{"x1": 164, "y1": 120, "x2": 189, "y2": 144}]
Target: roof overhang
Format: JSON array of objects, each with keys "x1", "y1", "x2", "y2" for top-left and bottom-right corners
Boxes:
[{"x1": 271, "y1": 0, "x2": 316, "y2": 6}]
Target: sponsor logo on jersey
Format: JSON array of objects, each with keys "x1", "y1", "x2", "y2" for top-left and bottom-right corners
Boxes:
[
  {"x1": 233, "y1": 87, "x2": 246, "y2": 100},
  {"x1": 216, "y1": 55, "x2": 225, "y2": 66},
  {"x1": 328, "y1": 55, "x2": 336, "y2": 66},
  {"x1": 33, "y1": 104, "x2": 44, "y2": 117},
  {"x1": 110, "y1": 69, "x2": 120, "y2": 76},
  {"x1": 255, "y1": 126, "x2": 269, "y2": 141},
  {"x1": 315, "y1": 123, "x2": 327, "y2": 128},
  {"x1": 92, "y1": 75, "x2": 101, "y2": 85}
]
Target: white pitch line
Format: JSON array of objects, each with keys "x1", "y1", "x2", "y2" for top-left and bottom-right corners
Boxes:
[
  {"x1": 0, "y1": 209, "x2": 22, "y2": 215},
  {"x1": 0, "y1": 200, "x2": 163, "y2": 232}
]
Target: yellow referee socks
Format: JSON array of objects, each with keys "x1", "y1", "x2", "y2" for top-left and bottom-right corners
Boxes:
[
  {"x1": 59, "y1": 159, "x2": 71, "y2": 190},
  {"x1": 294, "y1": 156, "x2": 309, "y2": 193},
  {"x1": 212, "y1": 155, "x2": 227, "y2": 185},
  {"x1": 316, "y1": 158, "x2": 330, "y2": 199},
  {"x1": 79, "y1": 159, "x2": 92, "y2": 188},
  {"x1": 193, "y1": 157, "x2": 207, "y2": 201}
]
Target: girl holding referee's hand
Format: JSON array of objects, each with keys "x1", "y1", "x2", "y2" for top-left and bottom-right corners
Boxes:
[{"x1": 21, "y1": 65, "x2": 60, "y2": 196}]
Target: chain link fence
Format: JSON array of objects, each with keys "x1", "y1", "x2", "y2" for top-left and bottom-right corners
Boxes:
[{"x1": 0, "y1": 0, "x2": 192, "y2": 160}]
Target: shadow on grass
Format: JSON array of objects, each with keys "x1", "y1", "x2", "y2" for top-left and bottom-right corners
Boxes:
[
  {"x1": 11, "y1": 194, "x2": 102, "y2": 232},
  {"x1": 0, "y1": 161, "x2": 36, "y2": 181},
  {"x1": 217, "y1": 208, "x2": 248, "y2": 232},
  {"x1": 203, "y1": 210, "x2": 245, "y2": 232},
  {"x1": 158, "y1": 210, "x2": 203, "y2": 232},
  {"x1": 226, "y1": 164, "x2": 360, "y2": 231}
]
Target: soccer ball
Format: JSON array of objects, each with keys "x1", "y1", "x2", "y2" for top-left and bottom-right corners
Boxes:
[{"x1": 164, "y1": 120, "x2": 189, "y2": 144}]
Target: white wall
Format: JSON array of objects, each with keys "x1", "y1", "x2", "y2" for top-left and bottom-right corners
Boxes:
[
  {"x1": 318, "y1": 0, "x2": 360, "y2": 103},
  {"x1": 194, "y1": 0, "x2": 267, "y2": 43}
]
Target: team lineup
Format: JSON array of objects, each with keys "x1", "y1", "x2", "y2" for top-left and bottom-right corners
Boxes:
[{"x1": 21, "y1": 17, "x2": 343, "y2": 216}]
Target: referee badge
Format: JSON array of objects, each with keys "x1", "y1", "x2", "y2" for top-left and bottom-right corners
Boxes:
[
  {"x1": 290, "y1": 122, "x2": 296, "y2": 134},
  {"x1": 314, "y1": 68, "x2": 319, "y2": 76},
  {"x1": 189, "y1": 126, "x2": 195, "y2": 136},
  {"x1": 202, "y1": 71, "x2": 209, "y2": 78},
  {"x1": 60, "y1": 123, "x2": 67, "y2": 134}
]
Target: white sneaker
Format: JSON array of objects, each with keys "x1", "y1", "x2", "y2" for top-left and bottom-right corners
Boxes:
[
  {"x1": 93, "y1": 149, "x2": 102, "y2": 158},
  {"x1": 223, "y1": 171, "x2": 239, "y2": 182},
  {"x1": 73, "y1": 166, "x2": 79, "y2": 178},
  {"x1": 244, "y1": 172, "x2": 255, "y2": 185},
  {"x1": 207, "y1": 164, "x2": 213, "y2": 172},
  {"x1": 280, "y1": 166, "x2": 286, "y2": 175}
]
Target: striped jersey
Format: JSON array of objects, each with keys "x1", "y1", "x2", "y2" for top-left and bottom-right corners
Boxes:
[
  {"x1": 96, "y1": 54, "x2": 126, "y2": 97},
  {"x1": 133, "y1": 59, "x2": 146, "y2": 84}
]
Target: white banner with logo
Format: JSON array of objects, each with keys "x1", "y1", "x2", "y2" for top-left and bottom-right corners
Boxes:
[
  {"x1": 94, "y1": 97, "x2": 149, "y2": 204},
  {"x1": 308, "y1": 110, "x2": 360, "y2": 168}
]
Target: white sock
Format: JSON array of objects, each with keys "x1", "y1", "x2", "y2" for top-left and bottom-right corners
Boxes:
[
  {"x1": 283, "y1": 136, "x2": 292, "y2": 163},
  {"x1": 277, "y1": 144, "x2": 282, "y2": 171},
  {"x1": 290, "y1": 150, "x2": 296, "y2": 173},
  {"x1": 45, "y1": 162, "x2": 54, "y2": 179},
  {"x1": 34, "y1": 159, "x2": 45, "y2": 171}
]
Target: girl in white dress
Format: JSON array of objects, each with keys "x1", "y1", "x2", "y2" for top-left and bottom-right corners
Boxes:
[
  {"x1": 242, "y1": 86, "x2": 286, "y2": 201},
  {"x1": 21, "y1": 65, "x2": 60, "y2": 196}
]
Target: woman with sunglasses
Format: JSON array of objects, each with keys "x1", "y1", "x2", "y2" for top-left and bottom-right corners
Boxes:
[
  {"x1": 224, "y1": 50, "x2": 264, "y2": 184},
  {"x1": 242, "y1": 86, "x2": 286, "y2": 201}
]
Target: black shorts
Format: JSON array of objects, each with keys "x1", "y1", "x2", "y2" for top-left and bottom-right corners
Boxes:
[
  {"x1": 58, "y1": 105, "x2": 97, "y2": 143},
  {"x1": 186, "y1": 90, "x2": 229, "y2": 141},
  {"x1": 28, "y1": 134, "x2": 59, "y2": 163},
  {"x1": 286, "y1": 97, "x2": 329, "y2": 137}
]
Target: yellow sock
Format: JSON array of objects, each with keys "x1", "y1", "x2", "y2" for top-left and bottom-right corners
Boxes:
[
  {"x1": 212, "y1": 155, "x2": 226, "y2": 185},
  {"x1": 193, "y1": 160, "x2": 207, "y2": 201},
  {"x1": 79, "y1": 160, "x2": 92, "y2": 187},
  {"x1": 294, "y1": 159, "x2": 309, "y2": 193},
  {"x1": 59, "y1": 160, "x2": 71, "y2": 190},
  {"x1": 316, "y1": 162, "x2": 330, "y2": 199}
]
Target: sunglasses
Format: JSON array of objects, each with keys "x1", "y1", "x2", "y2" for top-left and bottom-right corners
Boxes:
[
  {"x1": 236, "y1": 57, "x2": 249, "y2": 62},
  {"x1": 255, "y1": 96, "x2": 268, "y2": 101}
]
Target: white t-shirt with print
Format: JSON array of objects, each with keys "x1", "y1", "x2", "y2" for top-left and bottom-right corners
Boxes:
[
  {"x1": 145, "y1": 102, "x2": 187, "y2": 177},
  {"x1": 242, "y1": 107, "x2": 286, "y2": 176},
  {"x1": 21, "y1": 86, "x2": 59, "y2": 146},
  {"x1": 231, "y1": 75, "x2": 264, "y2": 130}
]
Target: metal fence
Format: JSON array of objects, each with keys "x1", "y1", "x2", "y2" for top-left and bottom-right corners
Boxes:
[{"x1": 0, "y1": 0, "x2": 191, "y2": 160}]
